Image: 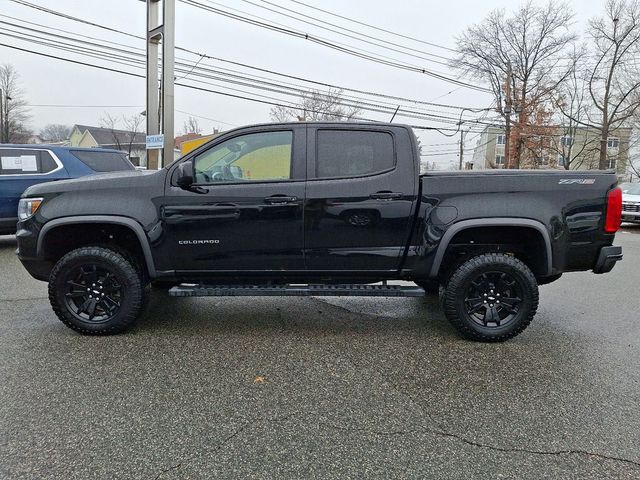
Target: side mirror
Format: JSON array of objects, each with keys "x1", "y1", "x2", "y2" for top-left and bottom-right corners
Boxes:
[{"x1": 176, "y1": 162, "x2": 194, "y2": 190}]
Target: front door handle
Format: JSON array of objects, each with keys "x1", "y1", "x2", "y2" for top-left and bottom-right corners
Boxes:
[
  {"x1": 264, "y1": 195, "x2": 298, "y2": 204},
  {"x1": 369, "y1": 191, "x2": 403, "y2": 200}
]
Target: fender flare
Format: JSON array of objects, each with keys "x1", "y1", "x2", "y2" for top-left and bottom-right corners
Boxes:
[
  {"x1": 429, "y1": 218, "x2": 553, "y2": 278},
  {"x1": 37, "y1": 215, "x2": 157, "y2": 277}
]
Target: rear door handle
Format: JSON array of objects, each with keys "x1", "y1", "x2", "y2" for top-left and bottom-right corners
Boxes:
[
  {"x1": 369, "y1": 191, "x2": 403, "y2": 200},
  {"x1": 264, "y1": 195, "x2": 298, "y2": 204}
]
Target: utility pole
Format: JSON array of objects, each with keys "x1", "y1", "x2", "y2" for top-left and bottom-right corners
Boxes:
[
  {"x1": 0, "y1": 88, "x2": 4, "y2": 143},
  {"x1": 458, "y1": 129, "x2": 466, "y2": 170},
  {"x1": 504, "y1": 61, "x2": 513, "y2": 169},
  {"x1": 146, "y1": 0, "x2": 175, "y2": 170}
]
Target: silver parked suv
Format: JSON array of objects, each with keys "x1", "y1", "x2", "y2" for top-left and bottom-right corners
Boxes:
[{"x1": 621, "y1": 183, "x2": 640, "y2": 224}]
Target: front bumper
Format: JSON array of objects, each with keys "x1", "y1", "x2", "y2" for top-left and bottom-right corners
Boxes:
[
  {"x1": 621, "y1": 206, "x2": 640, "y2": 223},
  {"x1": 16, "y1": 219, "x2": 51, "y2": 281},
  {"x1": 593, "y1": 245, "x2": 623, "y2": 274}
]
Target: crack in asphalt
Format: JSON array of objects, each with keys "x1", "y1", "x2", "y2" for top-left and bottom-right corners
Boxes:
[
  {"x1": 152, "y1": 406, "x2": 640, "y2": 480},
  {"x1": 151, "y1": 411, "x2": 300, "y2": 479},
  {"x1": 320, "y1": 420, "x2": 640, "y2": 468},
  {"x1": 321, "y1": 333, "x2": 640, "y2": 472}
]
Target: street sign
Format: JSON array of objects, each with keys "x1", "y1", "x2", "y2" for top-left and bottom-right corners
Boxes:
[{"x1": 145, "y1": 134, "x2": 165, "y2": 150}]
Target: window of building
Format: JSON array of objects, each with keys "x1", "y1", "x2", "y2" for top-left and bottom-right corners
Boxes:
[
  {"x1": 194, "y1": 130, "x2": 293, "y2": 183},
  {"x1": 608, "y1": 157, "x2": 617, "y2": 169},
  {"x1": 495, "y1": 154, "x2": 505, "y2": 167},
  {"x1": 496, "y1": 134, "x2": 506, "y2": 145},
  {"x1": 560, "y1": 136, "x2": 573, "y2": 147},
  {"x1": 557, "y1": 154, "x2": 567, "y2": 168},
  {"x1": 538, "y1": 155, "x2": 550, "y2": 166},
  {"x1": 316, "y1": 130, "x2": 394, "y2": 178},
  {"x1": 607, "y1": 137, "x2": 619, "y2": 149}
]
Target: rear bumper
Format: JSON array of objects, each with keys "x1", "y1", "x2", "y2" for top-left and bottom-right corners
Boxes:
[{"x1": 593, "y1": 245, "x2": 623, "y2": 274}]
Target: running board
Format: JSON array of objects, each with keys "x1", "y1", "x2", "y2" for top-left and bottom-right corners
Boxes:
[{"x1": 168, "y1": 283, "x2": 425, "y2": 297}]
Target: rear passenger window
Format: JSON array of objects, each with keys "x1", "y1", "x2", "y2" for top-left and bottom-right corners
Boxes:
[
  {"x1": 40, "y1": 152, "x2": 58, "y2": 173},
  {"x1": 0, "y1": 149, "x2": 58, "y2": 175},
  {"x1": 316, "y1": 130, "x2": 394, "y2": 178},
  {"x1": 70, "y1": 150, "x2": 134, "y2": 172}
]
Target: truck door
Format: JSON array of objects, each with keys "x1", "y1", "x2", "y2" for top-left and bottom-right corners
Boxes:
[
  {"x1": 159, "y1": 126, "x2": 306, "y2": 273},
  {"x1": 304, "y1": 125, "x2": 417, "y2": 273}
]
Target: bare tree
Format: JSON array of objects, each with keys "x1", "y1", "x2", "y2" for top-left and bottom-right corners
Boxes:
[
  {"x1": 561, "y1": 0, "x2": 640, "y2": 170},
  {"x1": 453, "y1": 2, "x2": 576, "y2": 168},
  {"x1": 552, "y1": 49, "x2": 601, "y2": 169},
  {"x1": 269, "y1": 88, "x2": 361, "y2": 122},
  {"x1": 40, "y1": 124, "x2": 71, "y2": 142},
  {"x1": 0, "y1": 64, "x2": 31, "y2": 143},
  {"x1": 183, "y1": 116, "x2": 202, "y2": 134},
  {"x1": 100, "y1": 112, "x2": 144, "y2": 155},
  {"x1": 99, "y1": 112, "x2": 122, "y2": 150},
  {"x1": 122, "y1": 114, "x2": 144, "y2": 156}
]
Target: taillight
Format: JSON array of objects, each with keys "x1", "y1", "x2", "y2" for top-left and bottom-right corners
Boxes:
[{"x1": 604, "y1": 187, "x2": 622, "y2": 233}]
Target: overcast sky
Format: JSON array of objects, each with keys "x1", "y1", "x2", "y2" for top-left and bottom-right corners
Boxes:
[{"x1": 1, "y1": 0, "x2": 607, "y2": 167}]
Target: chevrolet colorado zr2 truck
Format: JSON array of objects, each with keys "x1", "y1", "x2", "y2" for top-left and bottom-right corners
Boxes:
[{"x1": 15, "y1": 122, "x2": 623, "y2": 341}]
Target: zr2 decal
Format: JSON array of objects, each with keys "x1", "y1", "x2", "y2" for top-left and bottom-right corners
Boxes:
[{"x1": 558, "y1": 179, "x2": 596, "y2": 185}]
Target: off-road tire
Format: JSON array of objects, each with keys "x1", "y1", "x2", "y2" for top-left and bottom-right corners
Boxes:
[
  {"x1": 442, "y1": 253, "x2": 538, "y2": 342},
  {"x1": 48, "y1": 246, "x2": 144, "y2": 335}
]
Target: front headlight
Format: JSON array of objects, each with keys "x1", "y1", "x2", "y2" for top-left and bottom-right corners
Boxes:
[{"x1": 18, "y1": 197, "x2": 44, "y2": 220}]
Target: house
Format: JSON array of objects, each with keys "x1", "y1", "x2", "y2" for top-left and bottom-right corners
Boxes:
[
  {"x1": 69, "y1": 125, "x2": 147, "y2": 166},
  {"x1": 471, "y1": 125, "x2": 632, "y2": 177},
  {"x1": 174, "y1": 132, "x2": 203, "y2": 151}
]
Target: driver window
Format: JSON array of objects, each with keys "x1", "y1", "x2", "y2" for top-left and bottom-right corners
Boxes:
[{"x1": 193, "y1": 130, "x2": 293, "y2": 183}]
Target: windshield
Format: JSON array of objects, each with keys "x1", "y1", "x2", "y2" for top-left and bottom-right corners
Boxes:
[{"x1": 621, "y1": 183, "x2": 640, "y2": 195}]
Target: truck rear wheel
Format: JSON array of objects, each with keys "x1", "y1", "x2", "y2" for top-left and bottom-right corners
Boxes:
[
  {"x1": 48, "y1": 246, "x2": 144, "y2": 335},
  {"x1": 442, "y1": 253, "x2": 538, "y2": 342}
]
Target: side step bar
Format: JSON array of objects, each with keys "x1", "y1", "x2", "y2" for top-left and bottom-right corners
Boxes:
[{"x1": 168, "y1": 283, "x2": 425, "y2": 297}]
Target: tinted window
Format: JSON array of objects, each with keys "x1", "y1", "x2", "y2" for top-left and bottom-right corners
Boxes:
[
  {"x1": 0, "y1": 149, "x2": 58, "y2": 175},
  {"x1": 316, "y1": 130, "x2": 394, "y2": 178},
  {"x1": 70, "y1": 150, "x2": 134, "y2": 172},
  {"x1": 194, "y1": 131, "x2": 292, "y2": 183},
  {"x1": 40, "y1": 152, "x2": 58, "y2": 173}
]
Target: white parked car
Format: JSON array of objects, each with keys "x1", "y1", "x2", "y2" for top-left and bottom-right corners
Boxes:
[{"x1": 621, "y1": 183, "x2": 640, "y2": 224}]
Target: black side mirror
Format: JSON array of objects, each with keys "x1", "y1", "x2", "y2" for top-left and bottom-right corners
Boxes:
[
  {"x1": 175, "y1": 161, "x2": 208, "y2": 194},
  {"x1": 176, "y1": 162, "x2": 194, "y2": 190}
]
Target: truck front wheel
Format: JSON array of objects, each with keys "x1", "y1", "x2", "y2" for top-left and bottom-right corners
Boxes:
[
  {"x1": 442, "y1": 253, "x2": 539, "y2": 342},
  {"x1": 48, "y1": 246, "x2": 144, "y2": 335}
]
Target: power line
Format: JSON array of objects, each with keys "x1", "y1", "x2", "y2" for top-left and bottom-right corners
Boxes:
[
  {"x1": 0, "y1": 21, "x2": 500, "y2": 127},
  {"x1": 287, "y1": 0, "x2": 457, "y2": 53},
  {"x1": 5, "y1": 1, "x2": 492, "y2": 111},
  {"x1": 28, "y1": 104, "x2": 143, "y2": 108},
  {"x1": 236, "y1": 0, "x2": 454, "y2": 65},
  {"x1": 2, "y1": 41, "x2": 486, "y2": 135},
  {"x1": 178, "y1": 0, "x2": 491, "y2": 92}
]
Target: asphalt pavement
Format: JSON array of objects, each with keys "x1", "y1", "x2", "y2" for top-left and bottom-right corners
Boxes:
[{"x1": 1, "y1": 226, "x2": 639, "y2": 479}]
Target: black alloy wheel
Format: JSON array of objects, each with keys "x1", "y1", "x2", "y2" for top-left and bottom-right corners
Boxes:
[
  {"x1": 64, "y1": 264, "x2": 123, "y2": 323},
  {"x1": 463, "y1": 271, "x2": 523, "y2": 328},
  {"x1": 442, "y1": 253, "x2": 539, "y2": 342},
  {"x1": 49, "y1": 246, "x2": 144, "y2": 335}
]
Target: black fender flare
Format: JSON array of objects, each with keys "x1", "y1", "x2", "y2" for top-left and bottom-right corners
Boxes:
[
  {"x1": 428, "y1": 218, "x2": 553, "y2": 278},
  {"x1": 37, "y1": 215, "x2": 157, "y2": 278}
]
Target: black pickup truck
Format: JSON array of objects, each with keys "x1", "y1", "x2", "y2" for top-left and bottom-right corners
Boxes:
[{"x1": 15, "y1": 122, "x2": 623, "y2": 341}]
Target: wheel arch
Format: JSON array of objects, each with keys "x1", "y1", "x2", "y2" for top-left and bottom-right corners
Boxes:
[
  {"x1": 37, "y1": 215, "x2": 157, "y2": 278},
  {"x1": 429, "y1": 218, "x2": 553, "y2": 279}
]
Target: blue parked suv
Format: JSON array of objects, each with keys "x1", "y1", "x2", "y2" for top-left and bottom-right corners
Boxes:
[{"x1": 0, "y1": 145, "x2": 136, "y2": 235}]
